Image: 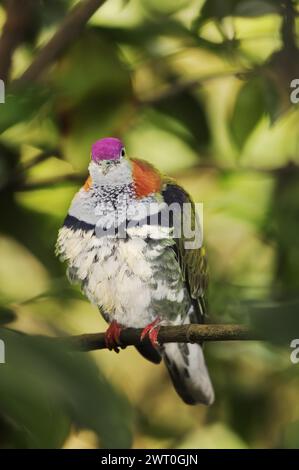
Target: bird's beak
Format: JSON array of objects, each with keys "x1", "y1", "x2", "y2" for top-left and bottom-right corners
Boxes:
[{"x1": 101, "y1": 161, "x2": 110, "y2": 175}]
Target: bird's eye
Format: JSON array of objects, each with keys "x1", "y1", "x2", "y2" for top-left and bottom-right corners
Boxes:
[{"x1": 120, "y1": 148, "x2": 126, "y2": 158}]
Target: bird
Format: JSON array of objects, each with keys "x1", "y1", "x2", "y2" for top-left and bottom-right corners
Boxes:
[{"x1": 56, "y1": 137, "x2": 214, "y2": 405}]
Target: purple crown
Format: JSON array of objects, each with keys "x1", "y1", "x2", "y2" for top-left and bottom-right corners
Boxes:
[{"x1": 91, "y1": 137, "x2": 124, "y2": 161}]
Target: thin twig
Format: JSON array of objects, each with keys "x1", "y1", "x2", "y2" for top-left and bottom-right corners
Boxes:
[
  {"x1": 19, "y1": 149, "x2": 62, "y2": 173},
  {"x1": 1, "y1": 149, "x2": 62, "y2": 192},
  {"x1": 48, "y1": 324, "x2": 262, "y2": 352},
  {"x1": 15, "y1": 173, "x2": 87, "y2": 191},
  {"x1": 14, "y1": 0, "x2": 107, "y2": 86}
]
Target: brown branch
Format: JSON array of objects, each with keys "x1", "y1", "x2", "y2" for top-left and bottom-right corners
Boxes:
[
  {"x1": 19, "y1": 149, "x2": 62, "y2": 173},
  {"x1": 281, "y1": 0, "x2": 297, "y2": 51},
  {"x1": 14, "y1": 0, "x2": 107, "y2": 86},
  {"x1": 50, "y1": 324, "x2": 262, "y2": 352},
  {"x1": 1, "y1": 149, "x2": 63, "y2": 192},
  {"x1": 0, "y1": 0, "x2": 34, "y2": 82}
]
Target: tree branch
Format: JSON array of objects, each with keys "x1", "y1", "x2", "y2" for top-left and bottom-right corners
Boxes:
[
  {"x1": 14, "y1": 0, "x2": 107, "y2": 86},
  {"x1": 0, "y1": 0, "x2": 34, "y2": 82},
  {"x1": 0, "y1": 149, "x2": 62, "y2": 192},
  {"x1": 50, "y1": 324, "x2": 262, "y2": 352},
  {"x1": 281, "y1": 0, "x2": 297, "y2": 51},
  {"x1": 19, "y1": 149, "x2": 62, "y2": 173}
]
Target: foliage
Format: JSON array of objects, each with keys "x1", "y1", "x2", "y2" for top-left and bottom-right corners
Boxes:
[{"x1": 0, "y1": 0, "x2": 299, "y2": 449}]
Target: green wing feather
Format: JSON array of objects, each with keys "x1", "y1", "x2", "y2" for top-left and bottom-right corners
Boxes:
[{"x1": 162, "y1": 181, "x2": 209, "y2": 321}]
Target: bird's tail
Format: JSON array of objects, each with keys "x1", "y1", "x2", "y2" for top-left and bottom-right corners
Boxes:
[{"x1": 163, "y1": 342, "x2": 214, "y2": 405}]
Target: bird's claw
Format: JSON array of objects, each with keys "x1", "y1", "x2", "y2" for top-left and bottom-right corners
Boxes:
[
  {"x1": 140, "y1": 317, "x2": 161, "y2": 349},
  {"x1": 104, "y1": 321, "x2": 123, "y2": 353}
]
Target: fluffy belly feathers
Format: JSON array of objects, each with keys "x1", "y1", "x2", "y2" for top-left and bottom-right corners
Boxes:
[{"x1": 56, "y1": 226, "x2": 187, "y2": 327}]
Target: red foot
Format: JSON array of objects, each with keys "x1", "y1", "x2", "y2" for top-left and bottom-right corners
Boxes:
[
  {"x1": 140, "y1": 317, "x2": 161, "y2": 348},
  {"x1": 105, "y1": 321, "x2": 123, "y2": 352}
]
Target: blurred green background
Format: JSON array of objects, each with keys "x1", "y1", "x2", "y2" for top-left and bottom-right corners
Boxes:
[{"x1": 0, "y1": 0, "x2": 299, "y2": 449}]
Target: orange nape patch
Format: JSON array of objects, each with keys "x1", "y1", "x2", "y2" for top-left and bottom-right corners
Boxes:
[
  {"x1": 83, "y1": 175, "x2": 92, "y2": 191},
  {"x1": 132, "y1": 159, "x2": 162, "y2": 198}
]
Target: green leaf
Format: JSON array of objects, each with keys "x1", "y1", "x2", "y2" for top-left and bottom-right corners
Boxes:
[
  {"x1": 263, "y1": 77, "x2": 280, "y2": 124},
  {"x1": 153, "y1": 88, "x2": 210, "y2": 152},
  {"x1": 53, "y1": 29, "x2": 132, "y2": 105},
  {"x1": 0, "y1": 142, "x2": 19, "y2": 189},
  {"x1": 94, "y1": 19, "x2": 201, "y2": 54},
  {"x1": 0, "y1": 329, "x2": 133, "y2": 448},
  {"x1": 263, "y1": 169, "x2": 299, "y2": 292},
  {"x1": 0, "y1": 307, "x2": 16, "y2": 326},
  {"x1": 0, "y1": 196, "x2": 62, "y2": 275},
  {"x1": 140, "y1": 0, "x2": 190, "y2": 15},
  {"x1": 199, "y1": 0, "x2": 279, "y2": 24},
  {"x1": 61, "y1": 94, "x2": 132, "y2": 171},
  {"x1": 52, "y1": 29, "x2": 133, "y2": 170},
  {"x1": 177, "y1": 423, "x2": 248, "y2": 449},
  {"x1": 230, "y1": 77, "x2": 266, "y2": 149},
  {"x1": 282, "y1": 421, "x2": 299, "y2": 449},
  {"x1": 234, "y1": 0, "x2": 279, "y2": 17},
  {"x1": 249, "y1": 299, "x2": 299, "y2": 345},
  {"x1": 200, "y1": 0, "x2": 242, "y2": 22},
  {"x1": 0, "y1": 85, "x2": 51, "y2": 134},
  {"x1": 22, "y1": 278, "x2": 85, "y2": 304},
  {"x1": 37, "y1": 0, "x2": 71, "y2": 27}
]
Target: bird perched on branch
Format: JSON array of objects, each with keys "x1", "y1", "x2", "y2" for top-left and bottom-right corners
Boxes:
[{"x1": 56, "y1": 137, "x2": 214, "y2": 405}]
